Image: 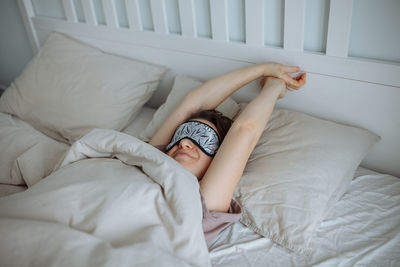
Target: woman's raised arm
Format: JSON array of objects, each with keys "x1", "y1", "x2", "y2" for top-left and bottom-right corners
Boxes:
[
  {"x1": 200, "y1": 74, "x2": 306, "y2": 212},
  {"x1": 150, "y1": 63, "x2": 302, "y2": 146}
]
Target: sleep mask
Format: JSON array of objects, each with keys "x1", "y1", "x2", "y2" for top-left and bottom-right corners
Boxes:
[{"x1": 166, "y1": 121, "x2": 221, "y2": 157}]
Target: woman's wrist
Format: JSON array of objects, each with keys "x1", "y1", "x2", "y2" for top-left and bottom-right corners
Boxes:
[
  {"x1": 261, "y1": 63, "x2": 271, "y2": 76},
  {"x1": 261, "y1": 62, "x2": 278, "y2": 76}
]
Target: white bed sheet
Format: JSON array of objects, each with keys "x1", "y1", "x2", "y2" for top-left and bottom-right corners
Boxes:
[{"x1": 208, "y1": 167, "x2": 400, "y2": 266}]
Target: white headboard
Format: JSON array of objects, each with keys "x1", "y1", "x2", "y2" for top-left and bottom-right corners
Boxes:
[{"x1": 18, "y1": 0, "x2": 400, "y2": 177}]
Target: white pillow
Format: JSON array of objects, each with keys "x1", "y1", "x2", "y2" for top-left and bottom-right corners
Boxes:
[
  {"x1": 122, "y1": 106, "x2": 156, "y2": 139},
  {"x1": 0, "y1": 32, "x2": 167, "y2": 144},
  {"x1": 234, "y1": 108, "x2": 380, "y2": 255},
  {"x1": 140, "y1": 75, "x2": 240, "y2": 141},
  {"x1": 0, "y1": 112, "x2": 69, "y2": 187}
]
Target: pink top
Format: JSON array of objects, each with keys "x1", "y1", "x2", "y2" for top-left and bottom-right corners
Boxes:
[
  {"x1": 199, "y1": 189, "x2": 242, "y2": 244},
  {"x1": 154, "y1": 144, "x2": 242, "y2": 244}
]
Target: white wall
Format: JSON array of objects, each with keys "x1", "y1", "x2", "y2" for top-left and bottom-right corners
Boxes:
[
  {"x1": 1, "y1": 0, "x2": 399, "y2": 87},
  {"x1": 0, "y1": 0, "x2": 34, "y2": 88},
  {"x1": 349, "y1": 0, "x2": 400, "y2": 62}
]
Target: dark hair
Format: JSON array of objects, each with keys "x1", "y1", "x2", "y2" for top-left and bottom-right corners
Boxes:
[{"x1": 187, "y1": 110, "x2": 233, "y2": 142}]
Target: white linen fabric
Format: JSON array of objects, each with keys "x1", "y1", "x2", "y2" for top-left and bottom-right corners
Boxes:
[
  {"x1": 0, "y1": 112, "x2": 69, "y2": 186},
  {"x1": 140, "y1": 75, "x2": 240, "y2": 141},
  {"x1": 234, "y1": 108, "x2": 380, "y2": 255},
  {"x1": 0, "y1": 32, "x2": 167, "y2": 144},
  {"x1": 0, "y1": 184, "x2": 27, "y2": 197},
  {"x1": 0, "y1": 106, "x2": 156, "y2": 197},
  {"x1": 0, "y1": 129, "x2": 211, "y2": 267},
  {"x1": 209, "y1": 167, "x2": 400, "y2": 267}
]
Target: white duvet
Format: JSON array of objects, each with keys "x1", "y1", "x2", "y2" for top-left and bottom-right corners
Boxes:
[{"x1": 0, "y1": 129, "x2": 211, "y2": 267}]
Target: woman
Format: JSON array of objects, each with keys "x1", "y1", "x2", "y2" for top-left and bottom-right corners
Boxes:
[{"x1": 150, "y1": 63, "x2": 306, "y2": 243}]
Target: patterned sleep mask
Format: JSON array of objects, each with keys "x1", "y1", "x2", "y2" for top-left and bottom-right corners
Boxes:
[{"x1": 166, "y1": 121, "x2": 221, "y2": 157}]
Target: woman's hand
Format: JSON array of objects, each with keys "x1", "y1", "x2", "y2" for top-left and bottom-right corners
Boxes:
[
  {"x1": 262, "y1": 63, "x2": 307, "y2": 89},
  {"x1": 260, "y1": 73, "x2": 306, "y2": 99}
]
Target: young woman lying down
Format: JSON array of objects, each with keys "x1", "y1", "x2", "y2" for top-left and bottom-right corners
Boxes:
[{"x1": 149, "y1": 63, "x2": 307, "y2": 243}]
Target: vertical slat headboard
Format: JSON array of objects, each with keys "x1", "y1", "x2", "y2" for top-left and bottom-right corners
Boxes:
[
  {"x1": 210, "y1": 0, "x2": 229, "y2": 42},
  {"x1": 81, "y1": 0, "x2": 96, "y2": 26},
  {"x1": 62, "y1": 0, "x2": 77, "y2": 23},
  {"x1": 326, "y1": 0, "x2": 353, "y2": 57},
  {"x1": 125, "y1": 0, "x2": 142, "y2": 31},
  {"x1": 283, "y1": 0, "x2": 305, "y2": 51},
  {"x1": 150, "y1": 0, "x2": 168, "y2": 34},
  {"x1": 102, "y1": 0, "x2": 119, "y2": 29},
  {"x1": 245, "y1": 0, "x2": 264, "y2": 46},
  {"x1": 19, "y1": 0, "x2": 398, "y2": 87},
  {"x1": 178, "y1": 0, "x2": 197, "y2": 38}
]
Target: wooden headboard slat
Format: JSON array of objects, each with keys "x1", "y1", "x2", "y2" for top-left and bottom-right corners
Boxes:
[
  {"x1": 245, "y1": 0, "x2": 264, "y2": 46},
  {"x1": 326, "y1": 0, "x2": 354, "y2": 57},
  {"x1": 62, "y1": 0, "x2": 77, "y2": 23},
  {"x1": 125, "y1": 0, "x2": 142, "y2": 31},
  {"x1": 210, "y1": 0, "x2": 229, "y2": 42},
  {"x1": 81, "y1": 0, "x2": 97, "y2": 26},
  {"x1": 102, "y1": 0, "x2": 118, "y2": 29},
  {"x1": 178, "y1": 0, "x2": 197, "y2": 38},
  {"x1": 283, "y1": 0, "x2": 306, "y2": 52},
  {"x1": 150, "y1": 0, "x2": 168, "y2": 34}
]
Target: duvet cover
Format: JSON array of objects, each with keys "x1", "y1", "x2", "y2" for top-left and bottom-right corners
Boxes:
[{"x1": 0, "y1": 129, "x2": 211, "y2": 267}]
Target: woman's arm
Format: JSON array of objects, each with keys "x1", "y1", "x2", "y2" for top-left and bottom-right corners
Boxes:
[
  {"x1": 149, "y1": 63, "x2": 302, "y2": 146},
  {"x1": 200, "y1": 75, "x2": 306, "y2": 212}
]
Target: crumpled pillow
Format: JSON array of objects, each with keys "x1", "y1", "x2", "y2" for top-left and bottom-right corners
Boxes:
[
  {"x1": 0, "y1": 112, "x2": 69, "y2": 187},
  {"x1": 0, "y1": 32, "x2": 167, "y2": 144},
  {"x1": 234, "y1": 108, "x2": 380, "y2": 255}
]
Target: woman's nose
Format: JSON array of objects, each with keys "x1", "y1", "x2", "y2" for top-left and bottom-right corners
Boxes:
[{"x1": 178, "y1": 138, "x2": 193, "y2": 149}]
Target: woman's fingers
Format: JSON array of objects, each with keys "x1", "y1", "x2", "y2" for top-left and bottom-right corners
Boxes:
[
  {"x1": 266, "y1": 63, "x2": 306, "y2": 90},
  {"x1": 296, "y1": 73, "x2": 307, "y2": 86},
  {"x1": 285, "y1": 73, "x2": 306, "y2": 90},
  {"x1": 280, "y1": 73, "x2": 301, "y2": 87},
  {"x1": 278, "y1": 64, "x2": 305, "y2": 85}
]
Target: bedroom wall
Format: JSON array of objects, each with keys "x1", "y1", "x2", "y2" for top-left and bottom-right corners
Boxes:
[
  {"x1": 0, "y1": 0, "x2": 34, "y2": 92},
  {"x1": 1, "y1": 0, "x2": 399, "y2": 87}
]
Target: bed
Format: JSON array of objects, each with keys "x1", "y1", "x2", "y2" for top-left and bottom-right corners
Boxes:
[{"x1": 0, "y1": 0, "x2": 399, "y2": 266}]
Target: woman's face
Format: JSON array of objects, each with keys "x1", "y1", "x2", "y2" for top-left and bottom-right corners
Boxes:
[{"x1": 166, "y1": 119, "x2": 218, "y2": 180}]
